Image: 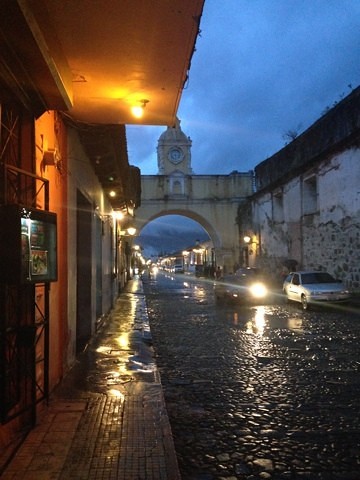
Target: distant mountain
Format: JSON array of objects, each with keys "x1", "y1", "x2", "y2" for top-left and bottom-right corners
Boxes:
[{"x1": 136, "y1": 216, "x2": 210, "y2": 257}]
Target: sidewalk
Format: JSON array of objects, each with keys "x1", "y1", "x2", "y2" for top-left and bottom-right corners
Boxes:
[{"x1": 2, "y1": 278, "x2": 181, "y2": 480}]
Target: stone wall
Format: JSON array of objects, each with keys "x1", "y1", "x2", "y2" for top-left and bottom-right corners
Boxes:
[
  {"x1": 303, "y1": 215, "x2": 360, "y2": 289},
  {"x1": 250, "y1": 86, "x2": 360, "y2": 291},
  {"x1": 252, "y1": 148, "x2": 360, "y2": 290}
]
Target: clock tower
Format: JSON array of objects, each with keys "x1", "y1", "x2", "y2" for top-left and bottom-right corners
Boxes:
[{"x1": 157, "y1": 118, "x2": 193, "y2": 175}]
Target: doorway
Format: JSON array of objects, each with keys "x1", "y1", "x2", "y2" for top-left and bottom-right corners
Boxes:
[{"x1": 76, "y1": 191, "x2": 92, "y2": 353}]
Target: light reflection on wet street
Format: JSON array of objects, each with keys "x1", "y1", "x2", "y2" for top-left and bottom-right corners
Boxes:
[
  {"x1": 56, "y1": 283, "x2": 157, "y2": 400},
  {"x1": 143, "y1": 271, "x2": 360, "y2": 480}
]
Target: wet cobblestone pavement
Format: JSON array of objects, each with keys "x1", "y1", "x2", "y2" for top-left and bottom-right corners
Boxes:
[
  {"x1": 2, "y1": 279, "x2": 180, "y2": 480},
  {"x1": 142, "y1": 272, "x2": 360, "y2": 480}
]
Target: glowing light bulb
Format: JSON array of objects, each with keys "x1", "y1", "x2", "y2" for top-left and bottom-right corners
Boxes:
[
  {"x1": 131, "y1": 105, "x2": 143, "y2": 118},
  {"x1": 131, "y1": 99, "x2": 149, "y2": 119}
]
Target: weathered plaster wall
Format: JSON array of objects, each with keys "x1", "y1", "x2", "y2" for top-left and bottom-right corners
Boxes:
[
  {"x1": 141, "y1": 172, "x2": 254, "y2": 200},
  {"x1": 302, "y1": 150, "x2": 360, "y2": 288},
  {"x1": 66, "y1": 127, "x2": 114, "y2": 365},
  {"x1": 252, "y1": 87, "x2": 360, "y2": 290},
  {"x1": 254, "y1": 149, "x2": 360, "y2": 289}
]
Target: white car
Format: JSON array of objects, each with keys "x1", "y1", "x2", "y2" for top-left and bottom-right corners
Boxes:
[{"x1": 283, "y1": 271, "x2": 350, "y2": 310}]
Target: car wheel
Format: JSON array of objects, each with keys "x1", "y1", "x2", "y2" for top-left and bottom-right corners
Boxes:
[{"x1": 301, "y1": 294, "x2": 309, "y2": 310}]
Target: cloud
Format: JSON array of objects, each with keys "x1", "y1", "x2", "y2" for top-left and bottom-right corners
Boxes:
[
  {"x1": 126, "y1": 124, "x2": 163, "y2": 173},
  {"x1": 137, "y1": 215, "x2": 210, "y2": 257},
  {"x1": 174, "y1": 0, "x2": 360, "y2": 174},
  {"x1": 127, "y1": 1, "x2": 360, "y2": 253}
]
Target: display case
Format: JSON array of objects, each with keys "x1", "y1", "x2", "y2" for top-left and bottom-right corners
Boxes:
[{"x1": 0, "y1": 205, "x2": 57, "y2": 284}]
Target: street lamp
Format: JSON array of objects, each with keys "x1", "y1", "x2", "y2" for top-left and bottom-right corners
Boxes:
[
  {"x1": 182, "y1": 250, "x2": 189, "y2": 272},
  {"x1": 112, "y1": 210, "x2": 124, "y2": 221},
  {"x1": 115, "y1": 217, "x2": 137, "y2": 286},
  {"x1": 243, "y1": 235, "x2": 251, "y2": 267},
  {"x1": 131, "y1": 245, "x2": 142, "y2": 275}
]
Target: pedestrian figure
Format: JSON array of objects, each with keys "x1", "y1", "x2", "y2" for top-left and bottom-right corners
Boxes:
[{"x1": 215, "y1": 266, "x2": 222, "y2": 280}]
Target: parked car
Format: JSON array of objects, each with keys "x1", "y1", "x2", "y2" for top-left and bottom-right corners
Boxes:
[
  {"x1": 283, "y1": 271, "x2": 350, "y2": 310},
  {"x1": 214, "y1": 267, "x2": 268, "y2": 304},
  {"x1": 174, "y1": 264, "x2": 184, "y2": 273}
]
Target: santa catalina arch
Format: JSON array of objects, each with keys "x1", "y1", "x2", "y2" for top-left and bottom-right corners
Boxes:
[{"x1": 134, "y1": 120, "x2": 254, "y2": 272}]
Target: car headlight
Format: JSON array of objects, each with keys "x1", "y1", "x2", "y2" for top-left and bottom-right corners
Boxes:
[{"x1": 249, "y1": 282, "x2": 268, "y2": 298}]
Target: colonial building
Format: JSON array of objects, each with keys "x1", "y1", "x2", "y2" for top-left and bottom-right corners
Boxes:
[
  {"x1": 0, "y1": 0, "x2": 204, "y2": 467},
  {"x1": 240, "y1": 86, "x2": 360, "y2": 290}
]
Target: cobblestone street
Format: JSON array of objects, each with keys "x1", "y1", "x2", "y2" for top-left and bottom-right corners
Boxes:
[{"x1": 143, "y1": 272, "x2": 360, "y2": 480}]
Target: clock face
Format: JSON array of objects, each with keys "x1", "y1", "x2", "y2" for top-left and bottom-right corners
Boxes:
[{"x1": 168, "y1": 147, "x2": 183, "y2": 164}]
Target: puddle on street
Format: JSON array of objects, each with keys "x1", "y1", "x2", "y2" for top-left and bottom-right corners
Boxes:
[
  {"x1": 56, "y1": 287, "x2": 156, "y2": 398},
  {"x1": 222, "y1": 304, "x2": 305, "y2": 335}
]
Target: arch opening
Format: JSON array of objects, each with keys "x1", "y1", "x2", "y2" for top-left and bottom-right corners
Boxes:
[{"x1": 136, "y1": 213, "x2": 212, "y2": 258}]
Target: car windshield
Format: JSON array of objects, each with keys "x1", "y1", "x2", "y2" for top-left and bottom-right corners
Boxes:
[
  {"x1": 235, "y1": 268, "x2": 262, "y2": 277},
  {"x1": 301, "y1": 272, "x2": 337, "y2": 284},
  {"x1": 232, "y1": 268, "x2": 265, "y2": 285}
]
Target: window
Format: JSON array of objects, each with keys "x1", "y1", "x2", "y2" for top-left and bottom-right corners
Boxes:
[
  {"x1": 272, "y1": 189, "x2": 284, "y2": 222},
  {"x1": 173, "y1": 180, "x2": 182, "y2": 195},
  {"x1": 169, "y1": 172, "x2": 185, "y2": 195},
  {"x1": 302, "y1": 175, "x2": 317, "y2": 214}
]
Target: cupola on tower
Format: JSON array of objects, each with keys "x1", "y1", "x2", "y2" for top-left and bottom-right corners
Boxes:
[{"x1": 157, "y1": 118, "x2": 193, "y2": 175}]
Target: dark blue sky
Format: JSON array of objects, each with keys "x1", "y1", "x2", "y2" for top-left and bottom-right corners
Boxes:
[
  {"x1": 128, "y1": 0, "x2": 360, "y2": 175},
  {"x1": 131, "y1": 0, "x2": 360, "y2": 256}
]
